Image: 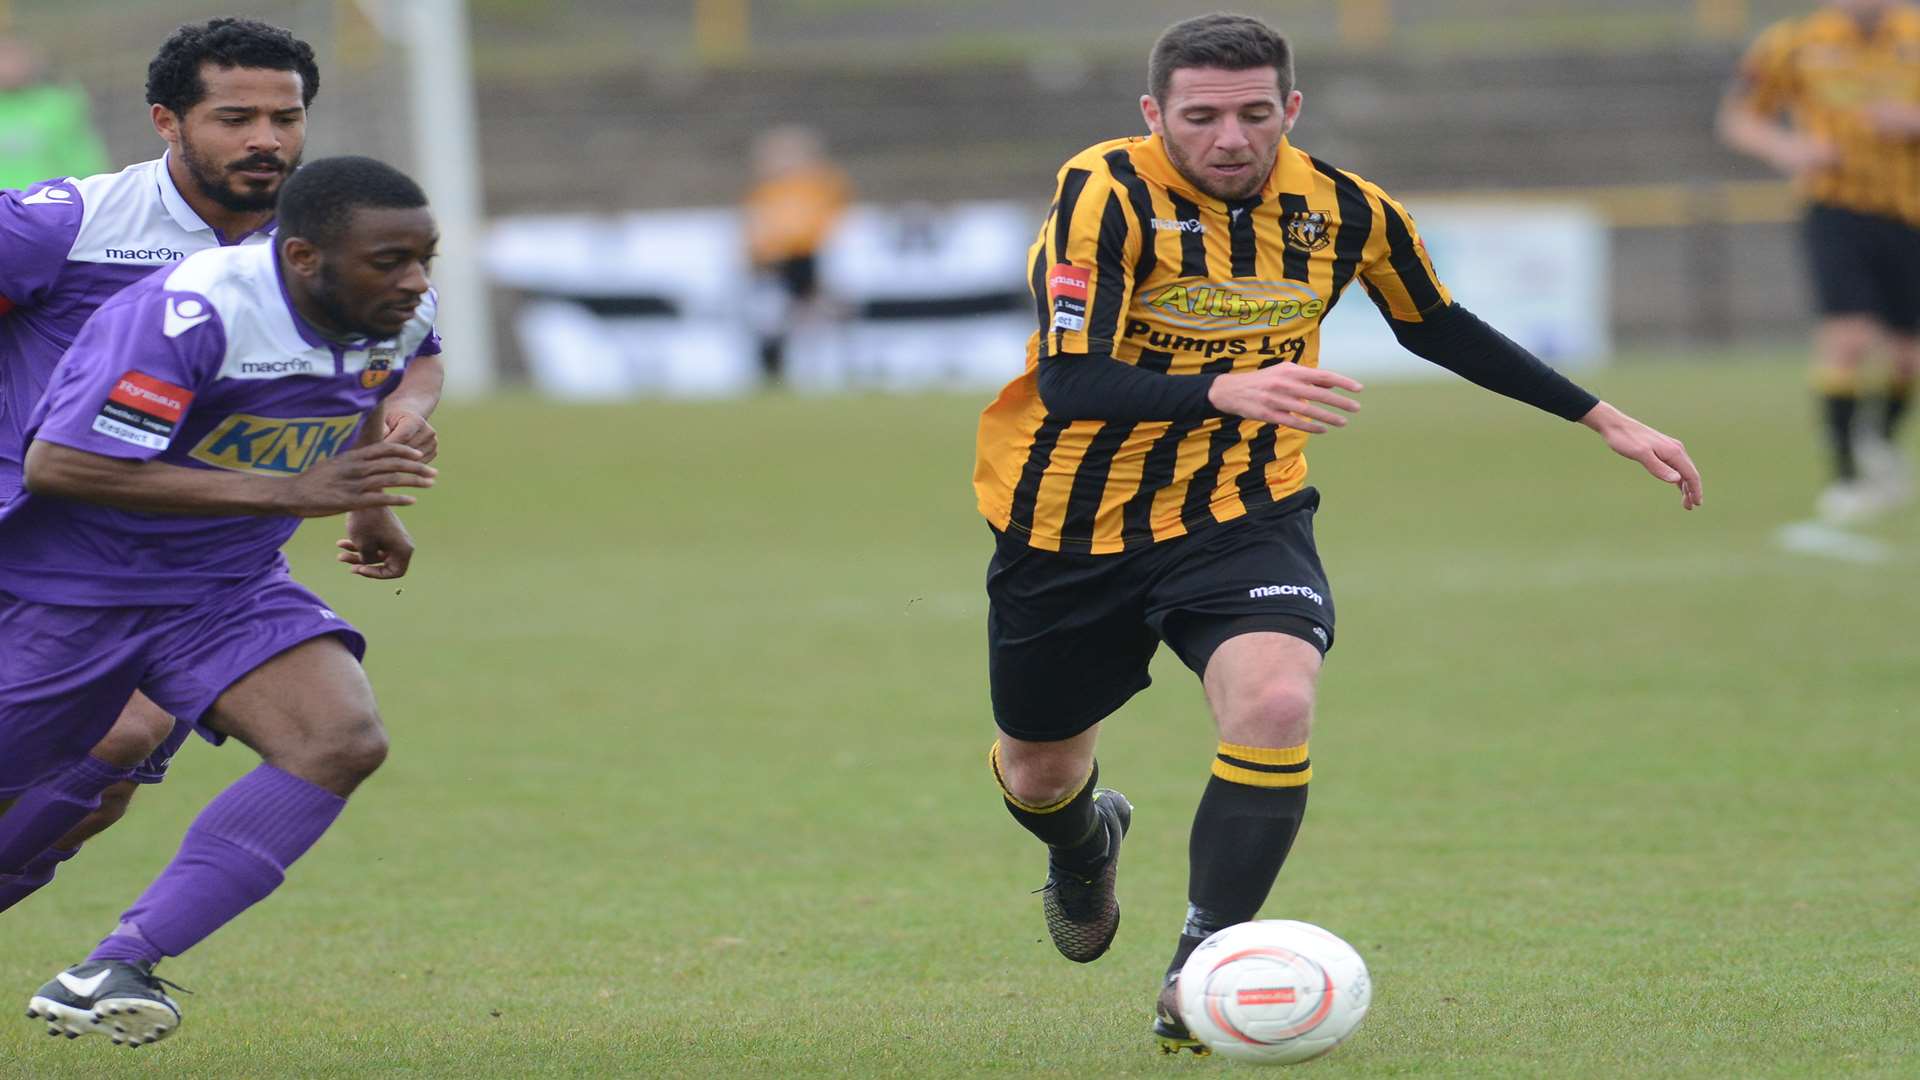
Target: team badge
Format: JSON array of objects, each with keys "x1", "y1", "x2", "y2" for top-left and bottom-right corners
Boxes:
[
  {"x1": 1282, "y1": 211, "x2": 1332, "y2": 254},
  {"x1": 361, "y1": 346, "x2": 396, "y2": 389}
]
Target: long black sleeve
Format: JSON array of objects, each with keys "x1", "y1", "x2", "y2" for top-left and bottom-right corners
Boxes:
[
  {"x1": 1035, "y1": 352, "x2": 1225, "y2": 422},
  {"x1": 1389, "y1": 302, "x2": 1599, "y2": 421}
]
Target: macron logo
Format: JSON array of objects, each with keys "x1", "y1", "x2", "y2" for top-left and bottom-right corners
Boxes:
[
  {"x1": 21, "y1": 186, "x2": 74, "y2": 207},
  {"x1": 164, "y1": 297, "x2": 213, "y2": 338},
  {"x1": 1248, "y1": 583, "x2": 1324, "y2": 606}
]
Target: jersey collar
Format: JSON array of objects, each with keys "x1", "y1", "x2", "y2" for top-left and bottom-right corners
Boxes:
[
  {"x1": 155, "y1": 153, "x2": 214, "y2": 235},
  {"x1": 1131, "y1": 133, "x2": 1316, "y2": 205}
]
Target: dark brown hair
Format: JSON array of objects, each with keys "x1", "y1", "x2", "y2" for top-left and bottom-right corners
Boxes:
[{"x1": 1148, "y1": 13, "x2": 1293, "y2": 103}]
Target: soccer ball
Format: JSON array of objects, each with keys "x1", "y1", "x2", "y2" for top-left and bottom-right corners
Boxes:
[{"x1": 1176, "y1": 919, "x2": 1372, "y2": 1064}]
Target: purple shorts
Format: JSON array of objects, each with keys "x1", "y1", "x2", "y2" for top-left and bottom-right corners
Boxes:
[
  {"x1": 0, "y1": 571, "x2": 365, "y2": 798},
  {"x1": 130, "y1": 720, "x2": 196, "y2": 785}
]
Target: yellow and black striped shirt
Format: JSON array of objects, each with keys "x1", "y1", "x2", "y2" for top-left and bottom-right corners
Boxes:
[
  {"x1": 974, "y1": 133, "x2": 1451, "y2": 554},
  {"x1": 1731, "y1": 4, "x2": 1920, "y2": 225}
]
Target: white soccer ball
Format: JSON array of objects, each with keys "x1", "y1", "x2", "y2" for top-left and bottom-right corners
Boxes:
[{"x1": 1176, "y1": 919, "x2": 1372, "y2": 1064}]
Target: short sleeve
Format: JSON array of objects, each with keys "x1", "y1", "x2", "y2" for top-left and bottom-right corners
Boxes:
[
  {"x1": 30, "y1": 283, "x2": 227, "y2": 462},
  {"x1": 1728, "y1": 23, "x2": 1799, "y2": 117},
  {"x1": 0, "y1": 179, "x2": 84, "y2": 307},
  {"x1": 1356, "y1": 187, "x2": 1452, "y2": 324},
  {"x1": 1033, "y1": 161, "x2": 1140, "y2": 357},
  {"x1": 406, "y1": 288, "x2": 441, "y2": 359}
]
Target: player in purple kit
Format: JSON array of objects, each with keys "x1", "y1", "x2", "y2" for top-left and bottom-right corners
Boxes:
[
  {"x1": 0, "y1": 155, "x2": 440, "y2": 1046},
  {"x1": 0, "y1": 18, "x2": 443, "y2": 912}
]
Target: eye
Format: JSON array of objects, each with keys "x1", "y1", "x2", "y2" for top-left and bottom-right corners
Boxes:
[{"x1": 220, "y1": 117, "x2": 247, "y2": 126}]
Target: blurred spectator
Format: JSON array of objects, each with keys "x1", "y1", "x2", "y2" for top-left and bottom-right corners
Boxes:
[
  {"x1": 743, "y1": 125, "x2": 850, "y2": 385},
  {"x1": 0, "y1": 35, "x2": 109, "y2": 191}
]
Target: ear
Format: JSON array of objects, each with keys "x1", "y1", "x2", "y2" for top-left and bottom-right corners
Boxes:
[
  {"x1": 1281, "y1": 90, "x2": 1304, "y2": 135},
  {"x1": 280, "y1": 236, "x2": 322, "y2": 280},
  {"x1": 1140, "y1": 93, "x2": 1164, "y2": 137},
  {"x1": 151, "y1": 104, "x2": 180, "y2": 145}
]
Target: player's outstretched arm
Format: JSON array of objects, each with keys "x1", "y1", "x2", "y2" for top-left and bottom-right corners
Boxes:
[
  {"x1": 1578, "y1": 402, "x2": 1704, "y2": 511},
  {"x1": 22, "y1": 439, "x2": 436, "y2": 518}
]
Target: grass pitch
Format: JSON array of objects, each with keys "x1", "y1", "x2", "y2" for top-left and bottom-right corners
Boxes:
[{"x1": 2, "y1": 351, "x2": 1917, "y2": 1077}]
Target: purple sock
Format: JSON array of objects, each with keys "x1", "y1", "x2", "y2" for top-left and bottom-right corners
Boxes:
[
  {"x1": 0, "y1": 847, "x2": 78, "y2": 913},
  {"x1": 88, "y1": 764, "x2": 346, "y2": 965},
  {"x1": 0, "y1": 755, "x2": 133, "y2": 874}
]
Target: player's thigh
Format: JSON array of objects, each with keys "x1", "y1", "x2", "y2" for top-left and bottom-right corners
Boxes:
[
  {"x1": 985, "y1": 529, "x2": 1159, "y2": 742},
  {"x1": 1805, "y1": 205, "x2": 1895, "y2": 328},
  {"x1": 140, "y1": 573, "x2": 376, "y2": 762},
  {"x1": 0, "y1": 591, "x2": 157, "y2": 797},
  {"x1": 1874, "y1": 217, "x2": 1920, "y2": 340},
  {"x1": 1200, "y1": 632, "x2": 1323, "y2": 747},
  {"x1": 1146, "y1": 487, "x2": 1335, "y2": 679},
  {"x1": 201, "y1": 635, "x2": 381, "y2": 759}
]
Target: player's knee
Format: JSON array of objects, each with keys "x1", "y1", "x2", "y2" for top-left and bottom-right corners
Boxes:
[
  {"x1": 994, "y1": 744, "x2": 1087, "y2": 807},
  {"x1": 1220, "y1": 678, "x2": 1315, "y2": 746},
  {"x1": 324, "y1": 716, "x2": 389, "y2": 783}
]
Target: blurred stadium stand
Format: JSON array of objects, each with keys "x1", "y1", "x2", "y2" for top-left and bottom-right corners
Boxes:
[{"x1": 2, "y1": 0, "x2": 1823, "y2": 369}]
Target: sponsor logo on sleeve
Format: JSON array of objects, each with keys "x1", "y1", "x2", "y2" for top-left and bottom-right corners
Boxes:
[
  {"x1": 92, "y1": 371, "x2": 194, "y2": 451},
  {"x1": 188, "y1": 413, "x2": 361, "y2": 476},
  {"x1": 1047, "y1": 263, "x2": 1090, "y2": 333}
]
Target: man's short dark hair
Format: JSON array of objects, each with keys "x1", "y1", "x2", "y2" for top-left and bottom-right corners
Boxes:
[
  {"x1": 146, "y1": 17, "x2": 320, "y2": 116},
  {"x1": 277, "y1": 156, "x2": 428, "y2": 249},
  {"x1": 1149, "y1": 13, "x2": 1294, "y2": 103}
]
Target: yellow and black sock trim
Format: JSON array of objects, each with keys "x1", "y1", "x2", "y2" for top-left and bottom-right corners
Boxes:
[
  {"x1": 1211, "y1": 741, "x2": 1311, "y2": 788},
  {"x1": 1813, "y1": 366, "x2": 1861, "y2": 397},
  {"x1": 991, "y1": 741, "x2": 1104, "y2": 850}
]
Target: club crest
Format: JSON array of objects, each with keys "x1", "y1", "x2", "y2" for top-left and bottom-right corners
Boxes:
[
  {"x1": 361, "y1": 346, "x2": 396, "y2": 390},
  {"x1": 1283, "y1": 211, "x2": 1332, "y2": 253}
]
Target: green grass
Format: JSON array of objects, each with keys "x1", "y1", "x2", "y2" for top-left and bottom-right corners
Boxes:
[{"x1": 3, "y1": 351, "x2": 1918, "y2": 1077}]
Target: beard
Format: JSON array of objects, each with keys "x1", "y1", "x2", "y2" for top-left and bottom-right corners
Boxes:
[
  {"x1": 178, "y1": 127, "x2": 298, "y2": 214},
  {"x1": 305, "y1": 260, "x2": 384, "y2": 341},
  {"x1": 1164, "y1": 135, "x2": 1272, "y2": 203}
]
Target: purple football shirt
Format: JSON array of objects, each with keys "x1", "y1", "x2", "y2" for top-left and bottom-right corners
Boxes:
[
  {"x1": 0, "y1": 157, "x2": 273, "y2": 501},
  {"x1": 0, "y1": 242, "x2": 440, "y2": 606}
]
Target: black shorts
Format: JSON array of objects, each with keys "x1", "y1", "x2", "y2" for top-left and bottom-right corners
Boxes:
[
  {"x1": 768, "y1": 254, "x2": 820, "y2": 303},
  {"x1": 985, "y1": 486, "x2": 1334, "y2": 743},
  {"x1": 1803, "y1": 203, "x2": 1920, "y2": 333}
]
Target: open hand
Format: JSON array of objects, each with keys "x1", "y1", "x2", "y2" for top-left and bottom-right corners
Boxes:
[
  {"x1": 1581, "y1": 402, "x2": 1703, "y2": 510},
  {"x1": 280, "y1": 443, "x2": 436, "y2": 518},
  {"x1": 1207, "y1": 364, "x2": 1364, "y2": 433}
]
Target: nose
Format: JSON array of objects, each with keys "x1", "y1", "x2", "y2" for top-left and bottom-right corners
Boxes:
[
  {"x1": 398, "y1": 260, "x2": 431, "y2": 295},
  {"x1": 1215, "y1": 116, "x2": 1251, "y2": 153},
  {"x1": 245, "y1": 117, "x2": 282, "y2": 156}
]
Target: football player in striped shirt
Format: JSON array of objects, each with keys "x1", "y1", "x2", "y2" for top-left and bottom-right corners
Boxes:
[
  {"x1": 973, "y1": 12, "x2": 1702, "y2": 1053},
  {"x1": 1719, "y1": 0, "x2": 1920, "y2": 522}
]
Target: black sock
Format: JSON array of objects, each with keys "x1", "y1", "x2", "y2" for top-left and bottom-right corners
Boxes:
[
  {"x1": 1167, "y1": 742, "x2": 1311, "y2": 977},
  {"x1": 1822, "y1": 393, "x2": 1860, "y2": 481},
  {"x1": 989, "y1": 743, "x2": 1106, "y2": 873},
  {"x1": 1880, "y1": 381, "x2": 1912, "y2": 441}
]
